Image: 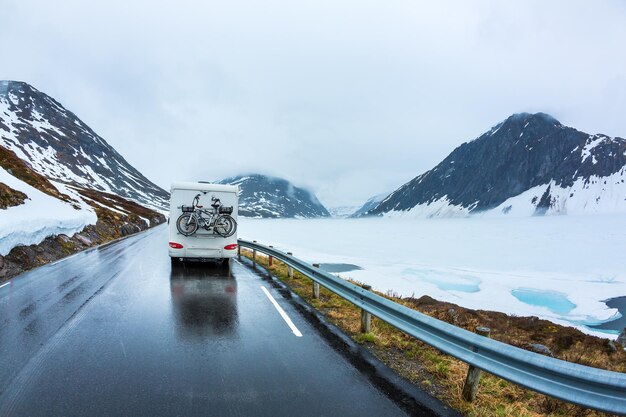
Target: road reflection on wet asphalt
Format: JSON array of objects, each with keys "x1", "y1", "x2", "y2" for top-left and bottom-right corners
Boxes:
[
  {"x1": 0, "y1": 226, "x2": 408, "y2": 416},
  {"x1": 170, "y1": 262, "x2": 239, "y2": 340}
]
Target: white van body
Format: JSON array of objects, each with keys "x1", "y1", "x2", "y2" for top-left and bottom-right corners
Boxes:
[{"x1": 169, "y1": 182, "x2": 239, "y2": 262}]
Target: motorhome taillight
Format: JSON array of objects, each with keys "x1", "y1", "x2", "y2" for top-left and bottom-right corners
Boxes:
[
  {"x1": 169, "y1": 242, "x2": 184, "y2": 249},
  {"x1": 224, "y1": 244, "x2": 238, "y2": 250}
]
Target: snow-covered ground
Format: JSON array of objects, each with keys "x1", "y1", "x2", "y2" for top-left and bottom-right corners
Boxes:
[
  {"x1": 0, "y1": 167, "x2": 97, "y2": 256},
  {"x1": 238, "y1": 215, "x2": 626, "y2": 338}
]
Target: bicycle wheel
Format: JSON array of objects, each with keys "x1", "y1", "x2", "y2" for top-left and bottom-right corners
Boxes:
[
  {"x1": 176, "y1": 213, "x2": 198, "y2": 236},
  {"x1": 214, "y1": 215, "x2": 237, "y2": 237}
]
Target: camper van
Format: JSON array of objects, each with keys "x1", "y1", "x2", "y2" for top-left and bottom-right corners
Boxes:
[{"x1": 168, "y1": 182, "x2": 239, "y2": 264}]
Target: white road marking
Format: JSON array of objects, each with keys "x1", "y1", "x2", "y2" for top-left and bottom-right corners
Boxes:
[
  {"x1": 261, "y1": 285, "x2": 303, "y2": 338},
  {"x1": 0, "y1": 281, "x2": 11, "y2": 289}
]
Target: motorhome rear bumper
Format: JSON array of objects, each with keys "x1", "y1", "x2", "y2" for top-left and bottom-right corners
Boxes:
[{"x1": 168, "y1": 248, "x2": 236, "y2": 259}]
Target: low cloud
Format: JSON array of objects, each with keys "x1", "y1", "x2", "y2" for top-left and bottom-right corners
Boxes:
[{"x1": 2, "y1": 0, "x2": 625, "y2": 206}]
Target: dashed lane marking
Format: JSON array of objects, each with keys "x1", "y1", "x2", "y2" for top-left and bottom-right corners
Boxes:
[{"x1": 260, "y1": 285, "x2": 303, "y2": 338}]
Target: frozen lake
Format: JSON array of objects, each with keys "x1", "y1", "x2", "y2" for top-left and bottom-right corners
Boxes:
[{"x1": 238, "y1": 215, "x2": 626, "y2": 338}]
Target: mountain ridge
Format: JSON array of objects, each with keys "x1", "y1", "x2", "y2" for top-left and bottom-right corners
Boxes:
[
  {"x1": 367, "y1": 112, "x2": 626, "y2": 217},
  {"x1": 0, "y1": 80, "x2": 169, "y2": 212},
  {"x1": 218, "y1": 174, "x2": 330, "y2": 218}
]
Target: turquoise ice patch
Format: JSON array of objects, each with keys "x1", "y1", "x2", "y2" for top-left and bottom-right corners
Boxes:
[{"x1": 512, "y1": 288, "x2": 576, "y2": 315}]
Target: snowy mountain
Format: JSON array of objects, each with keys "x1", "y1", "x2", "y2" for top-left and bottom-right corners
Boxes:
[
  {"x1": 351, "y1": 193, "x2": 390, "y2": 217},
  {"x1": 0, "y1": 80, "x2": 168, "y2": 212},
  {"x1": 367, "y1": 113, "x2": 626, "y2": 217},
  {"x1": 218, "y1": 174, "x2": 330, "y2": 218}
]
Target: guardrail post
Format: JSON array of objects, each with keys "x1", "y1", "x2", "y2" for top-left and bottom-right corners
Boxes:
[
  {"x1": 462, "y1": 326, "x2": 491, "y2": 402},
  {"x1": 252, "y1": 241, "x2": 257, "y2": 267},
  {"x1": 360, "y1": 284, "x2": 372, "y2": 333},
  {"x1": 268, "y1": 246, "x2": 273, "y2": 267},
  {"x1": 312, "y1": 263, "x2": 321, "y2": 299},
  {"x1": 287, "y1": 252, "x2": 293, "y2": 278}
]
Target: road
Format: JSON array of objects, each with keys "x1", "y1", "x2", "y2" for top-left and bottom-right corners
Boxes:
[{"x1": 0, "y1": 226, "x2": 410, "y2": 416}]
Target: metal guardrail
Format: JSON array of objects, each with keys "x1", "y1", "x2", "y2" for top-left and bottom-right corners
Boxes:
[{"x1": 238, "y1": 239, "x2": 626, "y2": 415}]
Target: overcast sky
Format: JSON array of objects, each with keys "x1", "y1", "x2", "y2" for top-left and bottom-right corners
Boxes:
[{"x1": 2, "y1": 0, "x2": 625, "y2": 206}]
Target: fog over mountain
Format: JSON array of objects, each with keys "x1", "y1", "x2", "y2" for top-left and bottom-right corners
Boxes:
[
  {"x1": 219, "y1": 174, "x2": 330, "y2": 218},
  {"x1": 2, "y1": 1, "x2": 625, "y2": 206}
]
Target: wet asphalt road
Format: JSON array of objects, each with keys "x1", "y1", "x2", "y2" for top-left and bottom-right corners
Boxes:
[{"x1": 0, "y1": 226, "x2": 408, "y2": 416}]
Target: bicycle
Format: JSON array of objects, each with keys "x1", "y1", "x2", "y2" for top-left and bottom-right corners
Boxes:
[{"x1": 176, "y1": 194, "x2": 237, "y2": 237}]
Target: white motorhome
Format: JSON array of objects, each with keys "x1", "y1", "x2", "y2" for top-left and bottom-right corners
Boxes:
[{"x1": 169, "y1": 182, "x2": 239, "y2": 264}]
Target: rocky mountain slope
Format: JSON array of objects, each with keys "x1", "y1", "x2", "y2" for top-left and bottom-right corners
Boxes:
[
  {"x1": 0, "y1": 80, "x2": 168, "y2": 212},
  {"x1": 0, "y1": 145, "x2": 165, "y2": 280},
  {"x1": 0, "y1": 81, "x2": 167, "y2": 280},
  {"x1": 218, "y1": 174, "x2": 330, "y2": 218},
  {"x1": 367, "y1": 113, "x2": 626, "y2": 217}
]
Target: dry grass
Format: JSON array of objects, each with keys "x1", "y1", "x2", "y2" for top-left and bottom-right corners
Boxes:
[
  {"x1": 0, "y1": 182, "x2": 27, "y2": 208},
  {"x1": 240, "y1": 249, "x2": 623, "y2": 417},
  {"x1": 75, "y1": 186, "x2": 163, "y2": 227}
]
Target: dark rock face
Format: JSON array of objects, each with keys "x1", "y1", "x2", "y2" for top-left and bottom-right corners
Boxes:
[
  {"x1": 218, "y1": 174, "x2": 330, "y2": 218},
  {"x1": 368, "y1": 113, "x2": 626, "y2": 216},
  {"x1": 607, "y1": 340, "x2": 618, "y2": 353},
  {"x1": 0, "y1": 80, "x2": 169, "y2": 211}
]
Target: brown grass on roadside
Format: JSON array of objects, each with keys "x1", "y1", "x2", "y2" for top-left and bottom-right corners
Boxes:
[
  {"x1": 240, "y1": 249, "x2": 623, "y2": 417},
  {"x1": 0, "y1": 182, "x2": 28, "y2": 208}
]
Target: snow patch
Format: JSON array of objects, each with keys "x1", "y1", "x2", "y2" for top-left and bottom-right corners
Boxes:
[
  {"x1": 486, "y1": 170, "x2": 626, "y2": 217},
  {"x1": 581, "y1": 135, "x2": 606, "y2": 163},
  {"x1": 0, "y1": 168, "x2": 97, "y2": 256},
  {"x1": 385, "y1": 196, "x2": 472, "y2": 218},
  {"x1": 238, "y1": 215, "x2": 626, "y2": 339}
]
